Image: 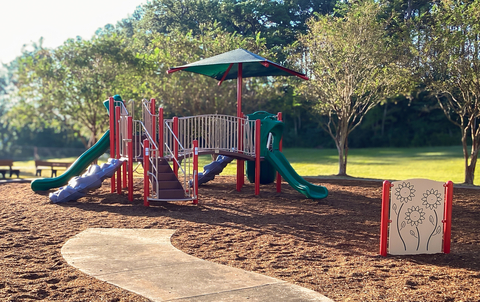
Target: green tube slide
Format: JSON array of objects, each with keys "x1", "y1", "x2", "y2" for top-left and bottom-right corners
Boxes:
[
  {"x1": 31, "y1": 130, "x2": 110, "y2": 192},
  {"x1": 265, "y1": 150, "x2": 328, "y2": 199}
]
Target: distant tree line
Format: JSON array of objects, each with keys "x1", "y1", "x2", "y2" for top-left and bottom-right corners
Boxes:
[{"x1": 0, "y1": 0, "x2": 478, "y2": 183}]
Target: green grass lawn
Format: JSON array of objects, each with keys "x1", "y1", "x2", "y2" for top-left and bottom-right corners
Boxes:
[
  {"x1": 282, "y1": 145, "x2": 479, "y2": 185},
  {"x1": 200, "y1": 145, "x2": 479, "y2": 186},
  {"x1": 9, "y1": 146, "x2": 479, "y2": 186}
]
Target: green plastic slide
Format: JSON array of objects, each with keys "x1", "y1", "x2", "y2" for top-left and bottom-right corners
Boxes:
[
  {"x1": 265, "y1": 150, "x2": 328, "y2": 199},
  {"x1": 31, "y1": 131, "x2": 110, "y2": 192}
]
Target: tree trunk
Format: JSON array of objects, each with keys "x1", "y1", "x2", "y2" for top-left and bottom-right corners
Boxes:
[
  {"x1": 462, "y1": 132, "x2": 470, "y2": 184},
  {"x1": 335, "y1": 134, "x2": 348, "y2": 176},
  {"x1": 406, "y1": 0, "x2": 412, "y2": 19},
  {"x1": 461, "y1": 129, "x2": 479, "y2": 185},
  {"x1": 465, "y1": 163, "x2": 476, "y2": 185},
  {"x1": 464, "y1": 131, "x2": 479, "y2": 185}
]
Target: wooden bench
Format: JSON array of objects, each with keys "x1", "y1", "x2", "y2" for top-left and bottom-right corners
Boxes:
[
  {"x1": 35, "y1": 160, "x2": 72, "y2": 178},
  {"x1": 0, "y1": 160, "x2": 20, "y2": 179}
]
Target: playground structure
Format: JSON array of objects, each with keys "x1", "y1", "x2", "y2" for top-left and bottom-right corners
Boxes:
[
  {"x1": 380, "y1": 179, "x2": 453, "y2": 256},
  {"x1": 31, "y1": 95, "x2": 328, "y2": 205}
]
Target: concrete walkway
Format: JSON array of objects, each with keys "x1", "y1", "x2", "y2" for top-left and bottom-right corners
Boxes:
[{"x1": 62, "y1": 228, "x2": 333, "y2": 302}]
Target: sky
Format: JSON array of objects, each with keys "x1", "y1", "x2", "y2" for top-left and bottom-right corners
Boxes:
[{"x1": 0, "y1": 0, "x2": 148, "y2": 65}]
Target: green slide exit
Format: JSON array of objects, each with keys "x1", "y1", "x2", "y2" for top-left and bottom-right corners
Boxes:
[
  {"x1": 31, "y1": 130, "x2": 110, "y2": 192},
  {"x1": 265, "y1": 150, "x2": 328, "y2": 199}
]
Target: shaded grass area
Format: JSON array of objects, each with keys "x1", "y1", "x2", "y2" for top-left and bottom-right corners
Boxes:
[{"x1": 7, "y1": 146, "x2": 479, "y2": 186}]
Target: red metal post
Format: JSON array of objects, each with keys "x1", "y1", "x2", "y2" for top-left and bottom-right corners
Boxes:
[
  {"x1": 143, "y1": 139, "x2": 150, "y2": 207},
  {"x1": 380, "y1": 180, "x2": 391, "y2": 256},
  {"x1": 159, "y1": 107, "x2": 164, "y2": 157},
  {"x1": 193, "y1": 140, "x2": 198, "y2": 205},
  {"x1": 173, "y1": 116, "x2": 179, "y2": 177},
  {"x1": 255, "y1": 119, "x2": 261, "y2": 195},
  {"x1": 443, "y1": 181, "x2": 454, "y2": 253},
  {"x1": 237, "y1": 63, "x2": 243, "y2": 118},
  {"x1": 127, "y1": 116, "x2": 133, "y2": 202},
  {"x1": 236, "y1": 64, "x2": 244, "y2": 192},
  {"x1": 109, "y1": 97, "x2": 115, "y2": 193},
  {"x1": 236, "y1": 161, "x2": 243, "y2": 191},
  {"x1": 115, "y1": 106, "x2": 122, "y2": 195},
  {"x1": 276, "y1": 112, "x2": 283, "y2": 193}
]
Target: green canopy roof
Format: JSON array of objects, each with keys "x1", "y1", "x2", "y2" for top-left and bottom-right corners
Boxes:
[{"x1": 167, "y1": 48, "x2": 308, "y2": 81}]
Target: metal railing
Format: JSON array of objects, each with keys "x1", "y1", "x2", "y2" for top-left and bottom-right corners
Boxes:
[
  {"x1": 140, "y1": 99, "x2": 196, "y2": 202},
  {"x1": 164, "y1": 114, "x2": 257, "y2": 158},
  {"x1": 115, "y1": 98, "x2": 259, "y2": 204},
  {"x1": 117, "y1": 101, "x2": 131, "y2": 160}
]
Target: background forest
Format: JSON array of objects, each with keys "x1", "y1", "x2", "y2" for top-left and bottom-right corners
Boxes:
[{"x1": 0, "y1": 0, "x2": 479, "y2": 183}]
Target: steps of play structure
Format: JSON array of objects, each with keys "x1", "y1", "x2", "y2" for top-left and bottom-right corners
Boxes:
[
  {"x1": 151, "y1": 158, "x2": 185, "y2": 200},
  {"x1": 157, "y1": 180, "x2": 183, "y2": 190}
]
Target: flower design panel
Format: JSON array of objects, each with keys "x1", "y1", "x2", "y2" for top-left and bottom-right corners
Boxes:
[{"x1": 388, "y1": 179, "x2": 445, "y2": 255}]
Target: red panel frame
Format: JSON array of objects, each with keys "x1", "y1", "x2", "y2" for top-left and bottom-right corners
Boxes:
[
  {"x1": 380, "y1": 180, "x2": 391, "y2": 256},
  {"x1": 443, "y1": 181, "x2": 453, "y2": 253}
]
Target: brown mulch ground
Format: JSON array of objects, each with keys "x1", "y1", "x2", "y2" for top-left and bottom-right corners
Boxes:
[{"x1": 1, "y1": 176, "x2": 479, "y2": 302}]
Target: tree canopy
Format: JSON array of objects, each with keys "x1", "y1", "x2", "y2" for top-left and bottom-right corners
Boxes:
[
  {"x1": 9, "y1": 34, "x2": 142, "y2": 147},
  {"x1": 417, "y1": 0, "x2": 480, "y2": 184},
  {"x1": 294, "y1": 0, "x2": 411, "y2": 176}
]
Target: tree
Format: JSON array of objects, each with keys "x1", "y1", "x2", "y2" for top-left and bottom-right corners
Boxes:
[
  {"x1": 417, "y1": 0, "x2": 480, "y2": 184},
  {"x1": 134, "y1": 22, "x2": 279, "y2": 117},
  {"x1": 9, "y1": 34, "x2": 142, "y2": 147},
  {"x1": 135, "y1": 0, "x2": 336, "y2": 61},
  {"x1": 135, "y1": 0, "x2": 219, "y2": 36},
  {"x1": 294, "y1": 0, "x2": 411, "y2": 176}
]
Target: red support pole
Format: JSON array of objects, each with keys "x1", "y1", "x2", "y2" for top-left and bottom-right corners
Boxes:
[
  {"x1": 443, "y1": 181, "x2": 454, "y2": 254},
  {"x1": 109, "y1": 97, "x2": 115, "y2": 193},
  {"x1": 193, "y1": 140, "x2": 198, "y2": 205},
  {"x1": 276, "y1": 112, "x2": 283, "y2": 193},
  {"x1": 236, "y1": 64, "x2": 244, "y2": 192},
  {"x1": 143, "y1": 139, "x2": 150, "y2": 207},
  {"x1": 127, "y1": 116, "x2": 133, "y2": 202},
  {"x1": 159, "y1": 107, "x2": 164, "y2": 157},
  {"x1": 380, "y1": 180, "x2": 391, "y2": 256},
  {"x1": 237, "y1": 63, "x2": 242, "y2": 118},
  {"x1": 115, "y1": 106, "x2": 122, "y2": 195},
  {"x1": 255, "y1": 119, "x2": 261, "y2": 195},
  {"x1": 173, "y1": 116, "x2": 179, "y2": 177}
]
